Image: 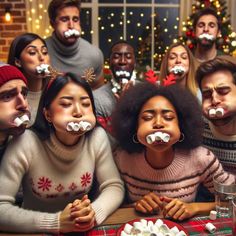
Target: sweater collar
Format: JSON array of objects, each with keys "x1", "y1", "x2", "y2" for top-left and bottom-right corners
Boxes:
[
  {"x1": 45, "y1": 132, "x2": 85, "y2": 163},
  {"x1": 51, "y1": 32, "x2": 80, "y2": 57}
]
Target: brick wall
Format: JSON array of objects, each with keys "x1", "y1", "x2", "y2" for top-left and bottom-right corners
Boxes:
[{"x1": 0, "y1": 0, "x2": 27, "y2": 63}]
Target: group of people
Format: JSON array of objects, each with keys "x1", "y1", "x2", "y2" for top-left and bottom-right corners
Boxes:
[{"x1": 0, "y1": 0, "x2": 235, "y2": 233}]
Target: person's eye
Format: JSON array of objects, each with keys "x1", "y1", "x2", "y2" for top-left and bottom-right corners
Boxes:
[
  {"x1": 73, "y1": 17, "x2": 80, "y2": 22},
  {"x1": 60, "y1": 103, "x2": 71, "y2": 108},
  {"x1": 181, "y1": 54, "x2": 188, "y2": 60},
  {"x1": 142, "y1": 115, "x2": 153, "y2": 121},
  {"x1": 164, "y1": 115, "x2": 174, "y2": 121},
  {"x1": 2, "y1": 94, "x2": 14, "y2": 102},
  {"x1": 197, "y1": 22, "x2": 204, "y2": 28},
  {"x1": 82, "y1": 102, "x2": 91, "y2": 107},
  {"x1": 28, "y1": 51, "x2": 36, "y2": 56},
  {"x1": 216, "y1": 87, "x2": 231, "y2": 95},
  {"x1": 169, "y1": 55, "x2": 176, "y2": 60},
  {"x1": 42, "y1": 48, "x2": 48, "y2": 55},
  {"x1": 202, "y1": 90, "x2": 212, "y2": 99},
  {"x1": 60, "y1": 17, "x2": 68, "y2": 22},
  {"x1": 113, "y1": 53, "x2": 120, "y2": 59},
  {"x1": 21, "y1": 90, "x2": 28, "y2": 98},
  {"x1": 209, "y1": 23, "x2": 216, "y2": 28}
]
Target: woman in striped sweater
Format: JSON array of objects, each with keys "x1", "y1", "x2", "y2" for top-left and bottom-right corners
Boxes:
[{"x1": 112, "y1": 82, "x2": 235, "y2": 221}]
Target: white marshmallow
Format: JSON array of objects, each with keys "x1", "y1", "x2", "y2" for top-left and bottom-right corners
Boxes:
[
  {"x1": 121, "y1": 230, "x2": 129, "y2": 236},
  {"x1": 80, "y1": 121, "x2": 92, "y2": 131},
  {"x1": 209, "y1": 210, "x2": 217, "y2": 220},
  {"x1": 20, "y1": 114, "x2": 30, "y2": 124},
  {"x1": 146, "y1": 134, "x2": 156, "y2": 144},
  {"x1": 122, "y1": 78, "x2": 129, "y2": 84},
  {"x1": 208, "y1": 108, "x2": 216, "y2": 117},
  {"x1": 215, "y1": 107, "x2": 224, "y2": 117},
  {"x1": 170, "y1": 65, "x2": 185, "y2": 75},
  {"x1": 155, "y1": 219, "x2": 164, "y2": 228},
  {"x1": 66, "y1": 122, "x2": 74, "y2": 131},
  {"x1": 159, "y1": 224, "x2": 170, "y2": 234},
  {"x1": 73, "y1": 123, "x2": 81, "y2": 132},
  {"x1": 13, "y1": 117, "x2": 23, "y2": 127},
  {"x1": 205, "y1": 222, "x2": 216, "y2": 233},
  {"x1": 199, "y1": 33, "x2": 214, "y2": 41},
  {"x1": 64, "y1": 29, "x2": 80, "y2": 38},
  {"x1": 140, "y1": 219, "x2": 148, "y2": 227},
  {"x1": 112, "y1": 87, "x2": 118, "y2": 94},
  {"x1": 169, "y1": 226, "x2": 180, "y2": 234},
  {"x1": 124, "y1": 223, "x2": 133, "y2": 234},
  {"x1": 36, "y1": 64, "x2": 50, "y2": 75},
  {"x1": 161, "y1": 133, "x2": 170, "y2": 143}
]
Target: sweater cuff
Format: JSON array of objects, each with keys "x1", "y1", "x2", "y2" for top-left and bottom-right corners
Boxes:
[
  {"x1": 91, "y1": 202, "x2": 106, "y2": 225},
  {"x1": 38, "y1": 212, "x2": 60, "y2": 233}
]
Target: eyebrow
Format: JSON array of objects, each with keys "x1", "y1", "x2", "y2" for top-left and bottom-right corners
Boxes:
[
  {"x1": 142, "y1": 108, "x2": 175, "y2": 114},
  {"x1": 59, "y1": 95, "x2": 90, "y2": 100}
]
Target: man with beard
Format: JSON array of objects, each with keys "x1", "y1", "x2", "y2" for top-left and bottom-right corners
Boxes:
[
  {"x1": 0, "y1": 64, "x2": 30, "y2": 160},
  {"x1": 196, "y1": 56, "x2": 236, "y2": 175},
  {"x1": 193, "y1": 8, "x2": 223, "y2": 65},
  {"x1": 93, "y1": 40, "x2": 136, "y2": 138},
  {"x1": 46, "y1": 0, "x2": 104, "y2": 89}
]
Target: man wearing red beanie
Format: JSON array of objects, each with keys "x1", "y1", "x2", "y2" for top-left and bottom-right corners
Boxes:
[{"x1": 0, "y1": 64, "x2": 30, "y2": 159}]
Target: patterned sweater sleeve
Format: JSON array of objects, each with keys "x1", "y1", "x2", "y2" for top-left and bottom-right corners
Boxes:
[
  {"x1": 197, "y1": 147, "x2": 235, "y2": 193},
  {"x1": 0, "y1": 131, "x2": 60, "y2": 233},
  {"x1": 90, "y1": 128, "x2": 124, "y2": 225}
]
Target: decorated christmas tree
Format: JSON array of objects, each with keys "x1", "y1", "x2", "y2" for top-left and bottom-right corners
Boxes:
[{"x1": 179, "y1": 0, "x2": 236, "y2": 56}]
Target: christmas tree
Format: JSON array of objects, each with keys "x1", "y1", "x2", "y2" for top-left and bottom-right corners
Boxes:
[{"x1": 179, "y1": 0, "x2": 236, "y2": 56}]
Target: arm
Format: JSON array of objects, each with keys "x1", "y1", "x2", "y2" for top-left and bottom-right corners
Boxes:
[{"x1": 90, "y1": 128, "x2": 125, "y2": 225}]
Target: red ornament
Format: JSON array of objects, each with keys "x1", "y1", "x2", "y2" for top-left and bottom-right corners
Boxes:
[
  {"x1": 186, "y1": 31, "x2": 192, "y2": 37},
  {"x1": 145, "y1": 69, "x2": 158, "y2": 84}
]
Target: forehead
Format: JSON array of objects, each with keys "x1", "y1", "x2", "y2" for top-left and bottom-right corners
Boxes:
[
  {"x1": 141, "y1": 95, "x2": 176, "y2": 111},
  {"x1": 169, "y1": 45, "x2": 187, "y2": 54},
  {"x1": 197, "y1": 14, "x2": 218, "y2": 24},
  {"x1": 201, "y1": 70, "x2": 235, "y2": 87},
  {"x1": 24, "y1": 38, "x2": 45, "y2": 48},
  {"x1": 0, "y1": 79, "x2": 26, "y2": 92},
  {"x1": 57, "y1": 6, "x2": 80, "y2": 17},
  {"x1": 111, "y1": 43, "x2": 134, "y2": 54}
]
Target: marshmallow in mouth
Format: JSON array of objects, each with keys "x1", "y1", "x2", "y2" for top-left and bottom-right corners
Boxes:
[
  {"x1": 198, "y1": 33, "x2": 214, "y2": 41},
  {"x1": 146, "y1": 131, "x2": 170, "y2": 144},
  {"x1": 36, "y1": 64, "x2": 50, "y2": 75},
  {"x1": 170, "y1": 65, "x2": 185, "y2": 75},
  {"x1": 66, "y1": 121, "x2": 92, "y2": 132},
  {"x1": 208, "y1": 107, "x2": 224, "y2": 118},
  {"x1": 64, "y1": 29, "x2": 80, "y2": 38},
  {"x1": 13, "y1": 114, "x2": 30, "y2": 127}
]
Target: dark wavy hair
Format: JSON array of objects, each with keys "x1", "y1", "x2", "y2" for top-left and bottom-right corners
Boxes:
[
  {"x1": 112, "y1": 83, "x2": 203, "y2": 154},
  {"x1": 32, "y1": 72, "x2": 96, "y2": 140},
  {"x1": 7, "y1": 33, "x2": 47, "y2": 67}
]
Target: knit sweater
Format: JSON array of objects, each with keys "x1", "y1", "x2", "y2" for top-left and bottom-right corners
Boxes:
[
  {"x1": 27, "y1": 90, "x2": 42, "y2": 127},
  {"x1": 203, "y1": 119, "x2": 236, "y2": 175},
  {"x1": 114, "y1": 146, "x2": 235, "y2": 203},
  {"x1": 0, "y1": 127, "x2": 124, "y2": 233},
  {"x1": 46, "y1": 33, "x2": 104, "y2": 79}
]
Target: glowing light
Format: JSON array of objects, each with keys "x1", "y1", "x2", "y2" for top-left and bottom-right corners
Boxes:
[
  {"x1": 130, "y1": 35, "x2": 134, "y2": 39},
  {"x1": 173, "y1": 39, "x2": 178, "y2": 43},
  {"x1": 163, "y1": 18, "x2": 167, "y2": 22},
  {"x1": 120, "y1": 36, "x2": 123, "y2": 40},
  {"x1": 174, "y1": 25, "x2": 178, "y2": 29},
  {"x1": 146, "y1": 26, "x2": 150, "y2": 30},
  {"x1": 164, "y1": 28, "x2": 168, "y2": 32},
  {"x1": 31, "y1": 9, "x2": 35, "y2": 13},
  {"x1": 138, "y1": 37, "x2": 142, "y2": 41},
  {"x1": 130, "y1": 12, "x2": 133, "y2": 15},
  {"x1": 39, "y1": 4, "x2": 43, "y2": 8},
  {"x1": 101, "y1": 26, "x2": 105, "y2": 30},
  {"x1": 232, "y1": 41, "x2": 236, "y2": 47},
  {"x1": 119, "y1": 21, "x2": 123, "y2": 25},
  {"x1": 176, "y1": 17, "x2": 179, "y2": 21},
  {"x1": 98, "y1": 17, "x2": 101, "y2": 21},
  {"x1": 90, "y1": 30, "x2": 94, "y2": 34},
  {"x1": 111, "y1": 24, "x2": 114, "y2": 27},
  {"x1": 137, "y1": 23, "x2": 141, "y2": 27},
  {"x1": 108, "y1": 38, "x2": 112, "y2": 42},
  {"x1": 183, "y1": 27, "x2": 187, "y2": 31},
  {"x1": 127, "y1": 20, "x2": 130, "y2": 24},
  {"x1": 140, "y1": 13, "x2": 144, "y2": 17}
]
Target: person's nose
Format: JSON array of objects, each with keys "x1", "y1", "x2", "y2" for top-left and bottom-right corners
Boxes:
[
  {"x1": 16, "y1": 93, "x2": 28, "y2": 111},
  {"x1": 119, "y1": 54, "x2": 127, "y2": 65},
  {"x1": 153, "y1": 116, "x2": 164, "y2": 129},
  {"x1": 175, "y1": 55, "x2": 182, "y2": 64},
  {"x1": 203, "y1": 24, "x2": 209, "y2": 32},
  {"x1": 211, "y1": 91, "x2": 221, "y2": 106},
  {"x1": 72, "y1": 103, "x2": 82, "y2": 118},
  {"x1": 68, "y1": 19, "x2": 74, "y2": 29},
  {"x1": 38, "y1": 52, "x2": 46, "y2": 62}
]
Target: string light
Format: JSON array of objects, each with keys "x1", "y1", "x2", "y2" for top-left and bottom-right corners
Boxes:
[{"x1": 4, "y1": 6, "x2": 12, "y2": 22}]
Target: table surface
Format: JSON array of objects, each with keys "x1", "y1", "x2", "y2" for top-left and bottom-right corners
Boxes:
[{"x1": 0, "y1": 207, "x2": 233, "y2": 235}]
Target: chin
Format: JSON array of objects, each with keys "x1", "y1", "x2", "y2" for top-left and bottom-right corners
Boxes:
[{"x1": 210, "y1": 116, "x2": 233, "y2": 127}]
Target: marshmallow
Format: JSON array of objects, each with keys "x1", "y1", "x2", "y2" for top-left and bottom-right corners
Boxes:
[
  {"x1": 13, "y1": 117, "x2": 23, "y2": 127},
  {"x1": 146, "y1": 134, "x2": 156, "y2": 144},
  {"x1": 199, "y1": 33, "x2": 214, "y2": 41},
  {"x1": 66, "y1": 121, "x2": 92, "y2": 132},
  {"x1": 208, "y1": 108, "x2": 216, "y2": 117},
  {"x1": 122, "y1": 78, "x2": 129, "y2": 84},
  {"x1": 146, "y1": 132, "x2": 170, "y2": 144},
  {"x1": 176, "y1": 231, "x2": 187, "y2": 236},
  {"x1": 169, "y1": 226, "x2": 180, "y2": 234},
  {"x1": 155, "y1": 219, "x2": 164, "y2": 228},
  {"x1": 205, "y1": 222, "x2": 216, "y2": 233},
  {"x1": 64, "y1": 29, "x2": 80, "y2": 38},
  {"x1": 73, "y1": 123, "x2": 81, "y2": 132},
  {"x1": 121, "y1": 231, "x2": 129, "y2": 236},
  {"x1": 161, "y1": 133, "x2": 170, "y2": 143},
  {"x1": 170, "y1": 65, "x2": 185, "y2": 75},
  {"x1": 209, "y1": 210, "x2": 217, "y2": 220},
  {"x1": 124, "y1": 223, "x2": 133, "y2": 234},
  {"x1": 66, "y1": 122, "x2": 74, "y2": 131},
  {"x1": 80, "y1": 121, "x2": 92, "y2": 131},
  {"x1": 215, "y1": 107, "x2": 224, "y2": 117},
  {"x1": 36, "y1": 64, "x2": 50, "y2": 75}
]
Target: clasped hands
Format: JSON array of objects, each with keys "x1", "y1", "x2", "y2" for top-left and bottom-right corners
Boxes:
[
  {"x1": 135, "y1": 192, "x2": 197, "y2": 221},
  {"x1": 59, "y1": 195, "x2": 96, "y2": 233}
]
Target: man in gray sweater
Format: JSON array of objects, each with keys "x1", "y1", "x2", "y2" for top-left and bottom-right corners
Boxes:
[{"x1": 46, "y1": 0, "x2": 104, "y2": 89}]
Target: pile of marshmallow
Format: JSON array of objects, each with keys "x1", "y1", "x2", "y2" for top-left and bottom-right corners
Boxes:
[
  {"x1": 120, "y1": 218, "x2": 187, "y2": 236},
  {"x1": 170, "y1": 66, "x2": 185, "y2": 75},
  {"x1": 64, "y1": 29, "x2": 80, "y2": 38},
  {"x1": 199, "y1": 33, "x2": 214, "y2": 41},
  {"x1": 146, "y1": 132, "x2": 170, "y2": 144},
  {"x1": 115, "y1": 71, "x2": 131, "y2": 78},
  {"x1": 36, "y1": 64, "x2": 50, "y2": 75},
  {"x1": 208, "y1": 107, "x2": 224, "y2": 118},
  {"x1": 14, "y1": 114, "x2": 30, "y2": 127},
  {"x1": 66, "y1": 121, "x2": 92, "y2": 132}
]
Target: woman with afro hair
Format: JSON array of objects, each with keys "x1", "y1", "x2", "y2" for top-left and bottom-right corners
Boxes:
[{"x1": 112, "y1": 82, "x2": 234, "y2": 221}]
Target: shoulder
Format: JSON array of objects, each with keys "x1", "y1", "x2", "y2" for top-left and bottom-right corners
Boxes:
[
  {"x1": 88, "y1": 126, "x2": 109, "y2": 144},
  {"x1": 79, "y1": 38, "x2": 103, "y2": 56}
]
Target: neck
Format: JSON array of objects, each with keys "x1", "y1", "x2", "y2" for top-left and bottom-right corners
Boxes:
[
  {"x1": 0, "y1": 132, "x2": 7, "y2": 145},
  {"x1": 55, "y1": 131, "x2": 81, "y2": 146},
  {"x1": 27, "y1": 76, "x2": 43, "y2": 92},
  {"x1": 145, "y1": 147, "x2": 174, "y2": 169},
  {"x1": 212, "y1": 117, "x2": 236, "y2": 136},
  {"x1": 195, "y1": 45, "x2": 217, "y2": 63}
]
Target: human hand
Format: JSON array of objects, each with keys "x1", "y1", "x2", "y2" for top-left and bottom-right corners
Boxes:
[
  {"x1": 70, "y1": 195, "x2": 96, "y2": 231},
  {"x1": 161, "y1": 196, "x2": 197, "y2": 221},
  {"x1": 135, "y1": 192, "x2": 163, "y2": 214},
  {"x1": 114, "y1": 80, "x2": 135, "y2": 100}
]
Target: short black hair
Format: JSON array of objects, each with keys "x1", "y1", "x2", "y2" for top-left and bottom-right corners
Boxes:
[
  {"x1": 193, "y1": 7, "x2": 221, "y2": 31},
  {"x1": 112, "y1": 83, "x2": 203, "y2": 153},
  {"x1": 196, "y1": 56, "x2": 236, "y2": 90},
  {"x1": 32, "y1": 72, "x2": 96, "y2": 140}
]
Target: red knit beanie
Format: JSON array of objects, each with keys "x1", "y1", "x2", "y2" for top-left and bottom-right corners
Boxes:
[{"x1": 0, "y1": 64, "x2": 28, "y2": 87}]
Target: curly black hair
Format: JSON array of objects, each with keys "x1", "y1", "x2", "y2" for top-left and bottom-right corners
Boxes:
[{"x1": 112, "y1": 82, "x2": 203, "y2": 154}]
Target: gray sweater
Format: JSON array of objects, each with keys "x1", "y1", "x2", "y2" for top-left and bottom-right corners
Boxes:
[{"x1": 46, "y1": 33, "x2": 104, "y2": 79}]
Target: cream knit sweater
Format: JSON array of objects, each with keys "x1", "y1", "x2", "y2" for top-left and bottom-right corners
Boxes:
[{"x1": 0, "y1": 127, "x2": 124, "y2": 233}]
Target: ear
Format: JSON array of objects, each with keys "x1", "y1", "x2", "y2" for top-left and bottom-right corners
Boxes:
[
  {"x1": 15, "y1": 58, "x2": 22, "y2": 68},
  {"x1": 43, "y1": 108, "x2": 52, "y2": 123}
]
